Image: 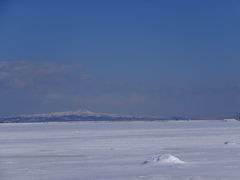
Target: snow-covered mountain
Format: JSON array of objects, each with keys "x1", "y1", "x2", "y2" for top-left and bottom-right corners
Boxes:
[{"x1": 0, "y1": 109, "x2": 163, "y2": 123}]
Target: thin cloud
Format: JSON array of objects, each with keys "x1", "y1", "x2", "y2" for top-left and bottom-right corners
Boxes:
[{"x1": 0, "y1": 61, "x2": 83, "y2": 89}]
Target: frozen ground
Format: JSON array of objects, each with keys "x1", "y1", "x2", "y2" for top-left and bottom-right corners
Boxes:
[{"x1": 1, "y1": 120, "x2": 240, "y2": 180}]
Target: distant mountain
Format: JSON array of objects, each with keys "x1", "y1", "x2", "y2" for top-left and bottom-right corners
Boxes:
[{"x1": 0, "y1": 109, "x2": 164, "y2": 123}]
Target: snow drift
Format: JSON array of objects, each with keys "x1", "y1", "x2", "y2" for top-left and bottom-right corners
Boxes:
[{"x1": 143, "y1": 154, "x2": 185, "y2": 165}]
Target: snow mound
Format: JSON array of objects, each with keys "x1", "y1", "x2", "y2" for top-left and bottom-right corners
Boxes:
[{"x1": 143, "y1": 154, "x2": 185, "y2": 165}]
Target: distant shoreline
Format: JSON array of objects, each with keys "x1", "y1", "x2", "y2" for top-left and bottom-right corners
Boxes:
[{"x1": 0, "y1": 119, "x2": 226, "y2": 124}]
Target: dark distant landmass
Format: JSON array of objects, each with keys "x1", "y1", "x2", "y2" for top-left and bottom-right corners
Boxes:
[{"x1": 0, "y1": 109, "x2": 175, "y2": 123}]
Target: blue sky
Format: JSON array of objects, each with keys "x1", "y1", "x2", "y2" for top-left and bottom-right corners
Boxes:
[{"x1": 0, "y1": 0, "x2": 240, "y2": 118}]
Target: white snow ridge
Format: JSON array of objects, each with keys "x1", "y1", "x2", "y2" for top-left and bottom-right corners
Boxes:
[{"x1": 143, "y1": 154, "x2": 185, "y2": 165}]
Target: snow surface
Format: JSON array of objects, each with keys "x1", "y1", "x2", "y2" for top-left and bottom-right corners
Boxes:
[{"x1": 1, "y1": 120, "x2": 240, "y2": 179}]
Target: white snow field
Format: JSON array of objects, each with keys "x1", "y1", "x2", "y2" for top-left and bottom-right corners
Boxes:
[{"x1": 1, "y1": 121, "x2": 240, "y2": 180}]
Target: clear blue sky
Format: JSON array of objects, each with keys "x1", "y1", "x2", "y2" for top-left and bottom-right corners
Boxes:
[{"x1": 0, "y1": 0, "x2": 240, "y2": 118}]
